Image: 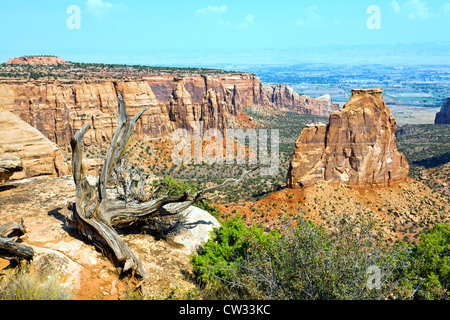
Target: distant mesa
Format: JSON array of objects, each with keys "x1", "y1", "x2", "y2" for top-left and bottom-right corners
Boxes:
[
  {"x1": 287, "y1": 88, "x2": 409, "y2": 189},
  {"x1": 5, "y1": 56, "x2": 69, "y2": 65},
  {"x1": 435, "y1": 98, "x2": 450, "y2": 124}
]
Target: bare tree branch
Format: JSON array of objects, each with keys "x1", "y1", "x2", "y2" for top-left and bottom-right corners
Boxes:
[{"x1": 66, "y1": 93, "x2": 255, "y2": 289}]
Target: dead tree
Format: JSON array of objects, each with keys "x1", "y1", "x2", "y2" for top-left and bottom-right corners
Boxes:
[
  {"x1": 0, "y1": 219, "x2": 34, "y2": 262},
  {"x1": 66, "y1": 93, "x2": 257, "y2": 283}
]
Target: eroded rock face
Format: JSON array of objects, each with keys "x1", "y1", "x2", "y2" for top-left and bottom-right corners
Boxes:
[
  {"x1": 168, "y1": 78, "x2": 201, "y2": 132},
  {"x1": 287, "y1": 88, "x2": 409, "y2": 189},
  {"x1": 0, "y1": 156, "x2": 23, "y2": 185},
  {"x1": 435, "y1": 98, "x2": 450, "y2": 124},
  {"x1": 264, "y1": 84, "x2": 340, "y2": 117},
  {"x1": 0, "y1": 79, "x2": 172, "y2": 146},
  {"x1": 0, "y1": 108, "x2": 71, "y2": 180},
  {"x1": 168, "y1": 78, "x2": 231, "y2": 133},
  {"x1": 0, "y1": 74, "x2": 338, "y2": 147}
]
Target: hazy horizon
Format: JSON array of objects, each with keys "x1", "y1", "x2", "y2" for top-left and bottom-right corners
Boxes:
[{"x1": 1, "y1": 0, "x2": 450, "y2": 67}]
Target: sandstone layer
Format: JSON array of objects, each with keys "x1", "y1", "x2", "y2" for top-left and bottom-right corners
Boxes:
[
  {"x1": 6, "y1": 56, "x2": 68, "y2": 65},
  {"x1": 0, "y1": 156, "x2": 23, "y2": 185},
  {"x1": 0, "y1": 108, "x2": 71, "y2": 180},
  {"x1": 0, "y1": 79, "x2": 172, "y2": 146},
  {"x1": 264, "y1": 84, "x2": 340, "y2": 117},
  {"x1": 0, "y1": 73, "x2": 338, "y2": 147},
  {"x1": 287, "y1": 88, "x2": 409, "y2": 189},
  {"x1": 435, "y1": 98, "x2": 450, "y2": 124}
]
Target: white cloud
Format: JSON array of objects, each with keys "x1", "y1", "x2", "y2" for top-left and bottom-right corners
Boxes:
[
  {"x1": 297, "y1": 6, "x2": 337, "y2": 28},
  {"x1": 195, "y1": 5, "x2": 228, "y2": 16},
  {"x1": 390, "y1": 0, "x2": 435, "y2": 20},
  {"x1": 297, "y1": 6, "x2": 321, "y2": 26},
  {"x1": 85, "y1": 0, "x2": 114, "y2": 19},
  {"x1": 86, "y1": 0, "x2": 113, "y2": 11},
  {"x1": 390, "y1": 1, "x2": 401, "y2": 13},
  {"x1": 405, "y1": 0, "x2": 430, "y2": 19},
  {"x1": 237, "y1": 14, "x2": 254, "y2": 29}
]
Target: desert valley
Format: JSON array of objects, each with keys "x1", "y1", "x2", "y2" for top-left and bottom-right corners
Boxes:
[{"x1": 0, "y1": 55, "x2": 449, "y2": 301}]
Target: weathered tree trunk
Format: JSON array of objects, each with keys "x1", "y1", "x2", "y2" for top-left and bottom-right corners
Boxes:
[
  {"x1": 66, "y1": 93, "x2": 257, "y2": 285},
  {"x1": 0, "y1": 219, "x2": 34, "y2": 261}
]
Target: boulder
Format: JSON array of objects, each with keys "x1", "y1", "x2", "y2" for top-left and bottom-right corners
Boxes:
[{"x1": 170, "y1": 205, "x2": 221, "y2": 255}]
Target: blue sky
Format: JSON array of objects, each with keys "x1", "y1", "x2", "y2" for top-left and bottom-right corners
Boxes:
[{"x1": 1, "y1": 0, "x2": 450, "y2": 66}]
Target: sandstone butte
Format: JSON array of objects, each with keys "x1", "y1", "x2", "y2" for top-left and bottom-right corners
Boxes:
[
  {"x1": 0, "y1": 73, "x2": 339, "y2": 148},
  {"x1": 5, "y1": 56, "x2": 69, "y2": 65},
  {"x1": 287, "y1": 88, "x2": 409, "y2": 189},
  {"x1": 0, "y1": 107, "x2": 71, "y2": 180},
  {"x1": 435, "y1": 97, "x2": 450, "y2": 124}
]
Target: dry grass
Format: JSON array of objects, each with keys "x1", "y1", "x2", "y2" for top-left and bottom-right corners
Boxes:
[{"x1": 0, "y1": 265, "x2": 74, "y2": 300}]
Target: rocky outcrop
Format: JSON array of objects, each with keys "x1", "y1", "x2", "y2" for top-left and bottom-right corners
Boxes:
[
  {"x1": 6, "y1": 56, "x2": 68, "y2": 65},
  {"x1": 435, "y1": 98, "x2": 450, "y2": 124},
  {"x1": 0, "y1": 108, "x2": 71, "y2": 180},
  {"x1": 0, "y1": 156, "x2": 23, "y2": 185},
  {"x1": 264, "y1": 84, "x2": 340, "y2": 117},
  {"x1": 287, "y1": 88, "x2": 409, "y2": 189}
]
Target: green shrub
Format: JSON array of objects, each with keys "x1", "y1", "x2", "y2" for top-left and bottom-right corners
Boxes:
[
  {"x1": 190, "y1": 217, "x2": 278, "y2": 298},
  {"x1": 191, "y1": 213, "x2": 410, "y2": 300},
  {"x1": 402, "y1": 223, "x2": 450, "y2": 300},
  {"x1": 152, "y1": 177, "x2": 220, "y2": 218}
]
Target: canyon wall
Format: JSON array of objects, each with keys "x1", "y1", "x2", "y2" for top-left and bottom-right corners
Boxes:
[
  {"x1": 0, "y1": 73, "x2": 338, "y2": 147},
  {"x1": 0, "y1": 79, "x2": 171, "y2": 147},
  {"x1": 264, "y1": 84, "x2": 340, "y2": 117},
  {"x1": 287, "y1": 88, "x2": 409, "y2": 189}
]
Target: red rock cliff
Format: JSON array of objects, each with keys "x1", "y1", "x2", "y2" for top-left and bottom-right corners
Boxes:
[
  {"x1": 0, "y1": 73, "x2": 338, "y2": 147},
  {"x1": 264, "y1": 84, "x2": 340, "y2": 117},
  {"x1": 0, "y1": 79, "x2": 170, "y2": 146},
  {"x1": 287, "y1": 88, "x2": 409, "y2": 189}
]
